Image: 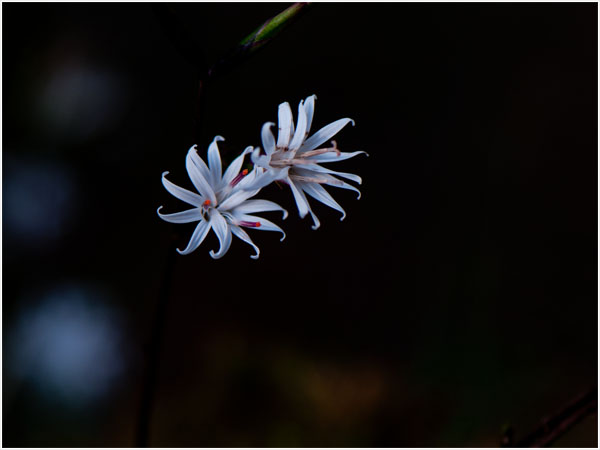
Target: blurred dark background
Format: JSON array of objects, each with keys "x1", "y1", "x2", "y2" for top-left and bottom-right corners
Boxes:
[{"x1": 2, "y1": 2, "x2": 597, "y2": 447}]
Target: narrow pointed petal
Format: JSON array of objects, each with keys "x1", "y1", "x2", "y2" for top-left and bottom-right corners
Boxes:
[
  {"x1": 239, "y1": 167, "x2": 289, "y2": 192},
  {"x1": 294, "y1": 169, "x2": 362, "y2": 199},
  {"x1": 162, "y1": 171, "x2": 204, "y2": 207},
  {"x1": 232, "y1": 199, "x2": 288, "y2": 219},
  {"x1": 234, "y1": 213, "x2": 286, "y2": 241},
  {"x1": 304, "y1": 150, "x2": 368, "y2": 163},
  {"x1": 222, "y1": 146, "x2": 253, "y2": 187},
  {"x1": 323, "y1": 176, "x2": 362, "y2": 199},
  {"x1": 207, "y1": 135, "x2": 224, "y2": 185},
  {"x1": 218, "y1": 188, "x2": 256, "y2": 211},
  {"x1": 299, "y1": 181, "x2": 347, "y2": 221},
  {"x1": 187, "y1": 144, "x2": 212, "y2": 183},
  {"x1": 186, "y1": 148, "x2": 216, "y2": 204},
  {"x1": 299, "y1": 118, "x2": 354, "y2": 152},
  {"x1": 157, "y1": 206, "x2": 203, "y2": 223},
  {"x1": 294, "y1": 164, "x2": 362, "y2": 184},
  {"x1": 303, "y1": 94, "x2": 316, "y2": 135},
  {"x1": 261, "y1": 122, "x2": 276, "y2": 156},
  {"x1": 325, "y1": 178, "x2": 362, "y2": 199},
  {"x1": 176, "y1": 220, "x2": 211, "y2": 255},
  {"x1": 277, "y1": 102, "x2": 293, "y2": 149},
  {"x1": 288, "y1": 100, "x2": 307, "y2": 152},
  {"x1": 208, "y1": 210, "x2": 232, "y2": 259},
  {"x1": 304, "y1": 202, "x2": 321, "y2": 230},
  {"x1": 231, "y1": 225, "x2": 260, "y2": 259},
  {"x1": 288, "y1": 177, "x2": 310, "y2": 218}
]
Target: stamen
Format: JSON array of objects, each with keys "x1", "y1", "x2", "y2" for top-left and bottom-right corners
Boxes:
[
  {"x1": 203, "y1": 199, "x2": 211, "y2": 206},
  {"x1": 239, "y1": 221, "x2": 261, "y2": 228},
  {"x1": 230, "y1": 168, "x2": 249, "y2": 187},
  {"x1": 300, "y1": 140, "x2": 341, "y2": 158}
]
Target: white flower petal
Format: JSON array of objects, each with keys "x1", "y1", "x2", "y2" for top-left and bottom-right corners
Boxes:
[
  {"x1": 299, "y1": 181, "x2": 346, "y2": 221},
  {"x1": 303, "y1": 94, "x2": 317, "y2": 136},
  {"x1": 294, "y1": 164, "x2": 362, "y2": 184},
  {"x1": 306, "y1": 206, "x2": 320, "y2": 230},
  {"x1": 296, "y1": 169, "x2": 362, "y2": 199},
  {"x1": 176, "y1": 220, "x2": 211, "y2": 255},
  {"x1": 230, "y1": 225, "x2": 260, "y2": 259},
  {"x1": 250, "y1": 148, "x2": 272, "y2": 169},
  {"x1": 261, "y1": 122, "x2": 276, "y2": 156},
  {"x1": 288, "y1": 176, "x2": 310, "y2": 218},
  {"x1": 161, "y1": 171, "x2": 204, "y2": 207},
  {"x1": 289, "y1": 100, "x2": 307, "y2": 152},
  {"x1": 324, "y1": 177, "x2": 362, "y2": 199},
  {"x1": 288, "y1": 177, "x2": 320, "y2": 229},
  {"x1": 222, "y1": 146, "x2": 253, "y2": 187},
  {"x1": 218, "y1": 188, "x2": 256, "y2": 211},
  {"x1": 232, "y1": 199, "x2": 288, "y2": 219},
  {"x1": 233, "y1": 213, "x2": 286, "y2": 241},
  {"x1": 239, "y1": 166, "x2": 289, "y2": 192},
  {"x1": 157, "y1": 206, "x2": 203, "y2": 223},
  {"x1": 186, "y1": 148, "x2": 216, "y2": 204},
  {"x1": 277, "y1": 102, "x2": 293, "y2": 149},
  {"x1": 304, "y1": 150, "x2": 368, "y2": 163},
  {"x1": 187, "y1": 144, "x2": 212, "y2": 183},
  {"x1": 299, "y1": 118, "x2": 354, "y2": 152},
  {"x1": 207, "y1": 135, "x2": 224, "y2": 186},
  {"x1": 208, "y1": 210, "x2": 232, "y2": 259}
]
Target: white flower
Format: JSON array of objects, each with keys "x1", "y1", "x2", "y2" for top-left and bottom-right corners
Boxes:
[
  {"x1": 158, "y1": 137, "x2": 288, "y2": 259},
  {"x1": 245, "y1": 95, "x2": 367, "y2": 229}
]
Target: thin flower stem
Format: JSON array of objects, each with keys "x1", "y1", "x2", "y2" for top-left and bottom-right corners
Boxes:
[
  {"x1": 135, "y1": 235, "x2": 178, "y2": 447},
  {"x1": 140, "y1": 5, "x2": 311, "y2": 445}
]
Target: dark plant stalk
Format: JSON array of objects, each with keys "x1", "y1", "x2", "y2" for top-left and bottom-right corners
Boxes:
[
  {"x1": 502, "y1": 387, "x2": 597, "y2": 447},
  {"x1": 137, "y1": 4, "x2": 311, "y2": 446},
  {"x1": 135, "y1": 236, "x2": 178, "y2": 447}
]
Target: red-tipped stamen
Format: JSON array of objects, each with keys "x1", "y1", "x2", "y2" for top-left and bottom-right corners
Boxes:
[
  {"x1": 230, "y1": 168, "x2": 249, "y2": 187},
  {"x1": 239, "y1": 221, "x2": 261, "y2": 228}
]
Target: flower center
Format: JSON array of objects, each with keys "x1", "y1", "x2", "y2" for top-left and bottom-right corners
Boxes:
[{"x1": 201, "y1": 199, "x2": 214, "y2": 219}]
